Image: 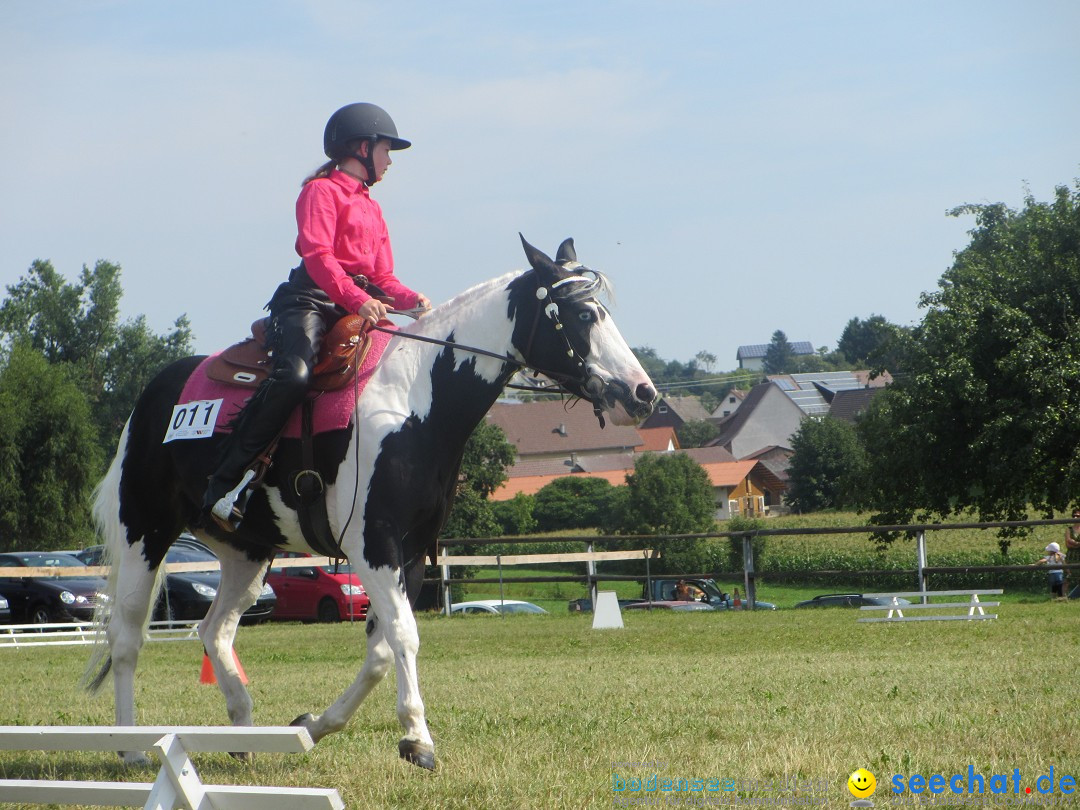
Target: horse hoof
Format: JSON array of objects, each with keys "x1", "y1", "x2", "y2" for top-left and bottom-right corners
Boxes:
[
  {"x1": 290, "y1": 713, "x2": 315, "y2": 728},
  {"x1": 398, "y1": 739, "x2": 435, "y2": 771},
  {"x1": 119, "y1": 751, "x2": 152, "y2": 768}
]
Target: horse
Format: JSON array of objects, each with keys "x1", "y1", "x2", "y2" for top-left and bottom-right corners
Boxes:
[{"x1": 84, "y1": 235, "x2": 657, "y2": 770}]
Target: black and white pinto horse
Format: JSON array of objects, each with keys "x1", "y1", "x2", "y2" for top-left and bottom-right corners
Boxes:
[{"x1": 85, "y1": 236, "x2": 656, "y2": 769}]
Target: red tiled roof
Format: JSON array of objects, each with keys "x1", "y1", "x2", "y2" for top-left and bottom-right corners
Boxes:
[
  {"x1": 486, "y1": 400, "x2": 644, "y2": 456},
  {"x1": 490, "y1": 455, "x2": 768, "y2": 500},
  {"x1": 637, "y1": 426, "x2": 679, "y2": 451}
]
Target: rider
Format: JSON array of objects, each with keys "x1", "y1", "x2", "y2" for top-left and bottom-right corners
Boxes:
[{"x1": 203, "y1": 102, "x2": 431, "y2": 531}]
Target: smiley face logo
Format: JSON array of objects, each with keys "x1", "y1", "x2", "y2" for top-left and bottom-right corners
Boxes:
[{"x1": 848, "y1": 768, "x2": 876, "y2": 798}]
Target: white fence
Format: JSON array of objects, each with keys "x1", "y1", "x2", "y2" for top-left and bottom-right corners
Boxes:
[
  {"x1": 0, "y1": 725, "x2": 343, "y2": 809},
  {"x1": 0, "y1": 620, "x2": 200, "y2": 649}
]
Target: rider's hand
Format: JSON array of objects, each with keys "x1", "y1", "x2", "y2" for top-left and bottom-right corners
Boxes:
[
  {"x1": 415, "y1": 293, "x2": 432, "y2": 314},
  {"x1": 357, "y1": 298, "x2": 387, "y2": 325}
]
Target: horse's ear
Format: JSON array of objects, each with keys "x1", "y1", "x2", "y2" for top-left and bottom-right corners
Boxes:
[
  {"x1": 555, "y1": 238, "x2": 577, "y2": 265},
  {"x1": 519, "y1": 234, "x2": 557, "y2": 275}
]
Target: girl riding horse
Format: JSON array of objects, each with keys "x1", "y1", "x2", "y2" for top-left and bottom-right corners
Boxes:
[{"x1": 204, "y1": 102, "x2": 430, "y2": 531}]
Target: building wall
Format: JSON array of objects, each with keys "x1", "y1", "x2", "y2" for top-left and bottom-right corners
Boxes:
[{"x1": 728, "y1": 386, "x2": 805, "y2": 459}]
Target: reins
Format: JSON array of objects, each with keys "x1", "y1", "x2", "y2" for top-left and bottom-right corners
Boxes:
[{"x1": 375, "y1": 303, "x2": 593, "y2": 398}]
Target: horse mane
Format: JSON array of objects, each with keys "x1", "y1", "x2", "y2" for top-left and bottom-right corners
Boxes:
[{"x1": 401, "y1": 264, "x2": 614, "y2": 339}]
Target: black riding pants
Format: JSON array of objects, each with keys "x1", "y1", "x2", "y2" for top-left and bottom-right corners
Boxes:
[{"x1": 204, "y1": 269, "x2": 346, "y2": 503}]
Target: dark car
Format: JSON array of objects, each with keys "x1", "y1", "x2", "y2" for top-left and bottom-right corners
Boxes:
[
  {"x1": 78, "y1": 539, "x2": 276, "y2": 624},
  {"x1": 0, "y1": 593, "x2": 12, "y2": 622},
  {"x1": 266, "y1": 552, "x2": 369, "y2": 622},
  {"x1": 0, "y1": 552, "x2": 107, "y2": 624},
  {"x1": 794, "y1": 593, "x2": 913, "y2": 609}
]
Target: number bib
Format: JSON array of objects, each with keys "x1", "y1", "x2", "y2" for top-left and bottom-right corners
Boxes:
[{"x1": 162, "y1": 399, "x2": 224, "y2": 443}]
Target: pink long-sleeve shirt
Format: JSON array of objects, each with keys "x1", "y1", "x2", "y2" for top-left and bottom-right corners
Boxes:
[{"x1": 294, "y1": 169, "x2": 418, "y2": 313}]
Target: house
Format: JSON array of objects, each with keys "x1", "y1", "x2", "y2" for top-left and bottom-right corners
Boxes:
[
  {"x1": 711, "y1": 388, "x2": 748, "y2": 419},
  {"x1": 828, "y1": 387, "x2": 886, "y2": 424},
  {"x1": 489, "y1": 449, "x2": 784, "y2": 520},
  {"x1": 736, "y1": 341, "x2": 815, "y2": 371},
  {"x1": 767, "y1": 370, "x2": 889, "y2": 417},
  {"x1": 706, "y1": 381, "x2": 805, "y2": 460},
  {"x1": 636, "y1": 426, "x2": 679, "y2": 452},
  {"x1": 640, "y1": 395, "x2": 713, "y2": 432},
  {"x1": 485, "y1": 399, "x2": 644, "y2": 463}
]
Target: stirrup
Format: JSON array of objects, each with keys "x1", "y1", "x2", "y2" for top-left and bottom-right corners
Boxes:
[{"x1": 210, "y1": 469, "x2": 255, "y2": 532}]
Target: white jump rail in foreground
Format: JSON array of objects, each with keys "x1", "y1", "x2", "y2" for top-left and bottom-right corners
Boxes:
[
  {"x1": 0, "y1": 620, "x2": 200, "y2": 649},
  {"x1": 0, "y1": 725, "x2": 343, "y2": 810},
  {"x1": 857, "y1": 589, "x2": 1002, "y2": 623}
]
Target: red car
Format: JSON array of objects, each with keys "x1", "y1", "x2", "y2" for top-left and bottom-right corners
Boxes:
[{"x1": 266, "y1": 553, "x2": 369, "y2": 622}]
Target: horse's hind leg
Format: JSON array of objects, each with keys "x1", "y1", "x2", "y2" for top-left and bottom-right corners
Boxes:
[{"x1": 107, "y1": 541, "x2": 163, "y2": 765}]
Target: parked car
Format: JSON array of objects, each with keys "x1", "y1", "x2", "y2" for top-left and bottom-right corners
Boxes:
[
  {"x1": 0, "y1": 552, "x2": 107, "y2": 624},
  {"x1": 794, "y1": 593, "x2": 913, "y2": 609},
  {"x1": 0, "y1": 593, "x2": 12, "y2": 622},
  {"x1": 623, "y1": 600, "x2": 716, "y2": 612},
  {"x1": 568, "y1": 597, "x2": 646, "y2": 612},
  {"x1": 450, "y1": 600, "x2": 548, "y2": 615},
  {"x1": 78, "y1": 539, "x2": 276, "y2": 624},
  {"x1": 266, "y1": 552, "x2": 369, "y2": 622},
  {"x1": 644, "y1": 578, "x2": 777, "y2": 611}
]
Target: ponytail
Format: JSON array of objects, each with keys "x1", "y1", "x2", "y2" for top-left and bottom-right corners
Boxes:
[{"x1": 302, "y1": 159, "x2": 337, "y2": 186}]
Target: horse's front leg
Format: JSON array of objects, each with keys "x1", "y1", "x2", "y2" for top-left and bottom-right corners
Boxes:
[{"x1": 293, "y1": 564, "x2": 435, "y2": 770}]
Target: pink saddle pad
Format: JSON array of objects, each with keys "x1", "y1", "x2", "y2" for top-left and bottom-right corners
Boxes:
[{"x1": 177, "y1": 326, "x2": 395, "y2": 438}]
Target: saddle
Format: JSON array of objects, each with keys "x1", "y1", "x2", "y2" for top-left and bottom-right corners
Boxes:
[{"x1": 205, "y1": 314, "x2": 374, "y2": 391}]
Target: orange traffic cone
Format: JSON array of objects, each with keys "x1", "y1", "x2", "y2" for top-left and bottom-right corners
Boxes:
[
  {"x1": 733, "y1": 588, "x2": 742, "y2": 609},
  {"x1": 200, "y1": 649, "x2": 249, "y2": 685}
]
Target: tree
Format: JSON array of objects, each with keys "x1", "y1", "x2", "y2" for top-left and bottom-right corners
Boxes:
[
  {"x1": 491, "y1": 493, "x2": 537, "y2": 535},
  {"x1": 676, "y1": 418, "x2": 719, "y2": 448},
  {"x1": 838, "y1": 315, "x2": 909, "y2": 374},
  {"x1": 457, "y1": 422, "x2": 515, "y2": 498},
  {"x1": 856, "y1": 182, "x2": 1080, "y2": 537},
  {"x1": 618, "y1": 453, "x2": 716, "y2": 535},
  {"x1": 786, "y1": 416, "x2": 865, "y2": 513},
  {"x1": 694, "y1": 350, "x2": 717, "y2": 374},
  {"x1": 762, "y1": 330, "x2": 794, "y2": 375},
  {"x1": 532, "y1": 476, "x2": 620, "y2": 532},
  {"x1": 0, "y1": 259, "x2": 193, "y2": 450},
  {"x1": 838, "y1": 315, "x2": 892, "y2": 366},
  {"x1": 0, "y1": 344, "x2": 104, "y2": 550},
  {"x1": 440, "y1": 422, "x2": 516, "y2": 539}
]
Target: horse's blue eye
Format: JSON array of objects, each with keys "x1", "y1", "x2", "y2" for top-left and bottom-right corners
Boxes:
[{"x1": 579, "y1": 311, "x2": 594, "y2": 322}]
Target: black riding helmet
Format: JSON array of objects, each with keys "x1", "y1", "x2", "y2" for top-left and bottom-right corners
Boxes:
[{"x1": 323, "y1": 103, "x2": 410, "y2": 184}]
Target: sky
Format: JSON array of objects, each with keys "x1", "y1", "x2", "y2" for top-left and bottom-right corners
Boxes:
[{"x1": 2, "y1": 1, "x2": 1078, "y2": 372}]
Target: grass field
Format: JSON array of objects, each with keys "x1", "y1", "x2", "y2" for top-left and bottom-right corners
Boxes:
[{"x1": 1, "y1": 601, "x2": 1078, "y2": 809}]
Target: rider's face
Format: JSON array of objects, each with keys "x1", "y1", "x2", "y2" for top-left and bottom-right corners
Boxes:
[{"x1": 370, "y1": 139, "x2": 393, "y2": 181}]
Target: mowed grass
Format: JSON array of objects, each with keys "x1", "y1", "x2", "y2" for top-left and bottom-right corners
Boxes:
[{"x1": 1, "y1": 604, "x2": 1078, "y2": 809}]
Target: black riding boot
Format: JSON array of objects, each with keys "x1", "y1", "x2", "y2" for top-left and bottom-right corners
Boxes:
[
  {"x1": 202, "y1": 276, "x2": 337, "y2": 531},
  {"x1": 202, "y1": 374, "x2": 309, "y2": 531}
]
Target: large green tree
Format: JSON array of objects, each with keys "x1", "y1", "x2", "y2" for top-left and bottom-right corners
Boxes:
[
  {"x1": 532, "y1": 476, "x2": 619, "y2": 532},
  {"x1": 618, "y1": 452, "x2": 716, "y2": 535},
  {"x1": 0, "y1": 344, "x2": 104, "y2": 549},
  {"x1": 440, "y1": 422, "x2": 516, "y2": 538},
  {"x1": 786, "y1": 416, "x2": 864, "y2": 513},
  {"x1": 856, "y1": 182, "x2": 1080, "y2": 534},
  {"x1": 762, "y1": 330, "x2": 794, "y2": 374},
  {"x1": 0, "y1": 259, "x2": 193, "y2": 450}
]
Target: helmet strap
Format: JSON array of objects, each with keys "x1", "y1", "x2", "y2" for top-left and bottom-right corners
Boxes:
[{"x1": 353, "y1": 137, "x2": 379, "y2": 186}]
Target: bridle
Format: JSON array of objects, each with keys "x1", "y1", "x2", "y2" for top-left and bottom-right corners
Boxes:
[{"x1": 370, "y1": 267, "x2": 616, "y2": 426}]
